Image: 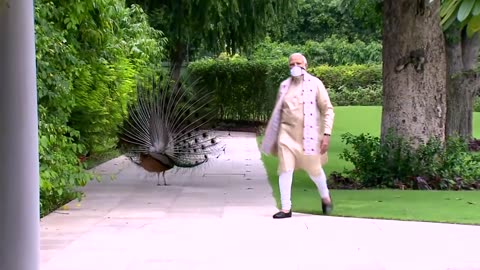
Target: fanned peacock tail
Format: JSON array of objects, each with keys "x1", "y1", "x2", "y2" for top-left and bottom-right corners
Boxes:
[{"x1": 118, "y1": 70, "x2": 225, "y2": 172}]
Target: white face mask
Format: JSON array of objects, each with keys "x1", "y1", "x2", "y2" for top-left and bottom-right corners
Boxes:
[{"x1": 290, "y1": 66, "x2": 304, "y2": 77}]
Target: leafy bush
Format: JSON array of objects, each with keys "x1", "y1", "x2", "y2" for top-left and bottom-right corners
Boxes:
[
  {"x1": 36, "y1": 1, "x2": 87, "y2": 216},
  {"x1": 337, "y1": 131, "x2": 480, "y2": 190},
  {"x1": 188, "y1": 59, "x2": 382, "y2": 121},
  {"x1": 62, "y1": 1, "x2": 166, "y2": 154},
  {"x1": 250, "y1": 36, "x2": 382, "y2": 66},
  {"x1": 250, "y1": 38, "x2": 302, "y2": 62},
  {"x1": 309, "y1": 64, "x2": 382, "y2": 90},
  {"x1": 38, "y1": 109, "x2": 91, "y2": 217},
  {"x1": 266, "y1": 0, "x2": 381, "y2": 45},
  {"x1": 302, "y1": 37, "x2": 382, "y2": 66},
  {"x1": 188, "y1": 58, "x2": 277, "y2": 122},
  {"x1": 35, "y1": 0, "x2": 165, "y2": 216},
  {"x1": 328, "y1": 85, "x2": 382, "y2": 106}
]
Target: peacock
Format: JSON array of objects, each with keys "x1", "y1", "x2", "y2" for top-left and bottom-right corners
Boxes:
[{"x1": 118, "y1": 71, "x2": 225, "y2": 186}]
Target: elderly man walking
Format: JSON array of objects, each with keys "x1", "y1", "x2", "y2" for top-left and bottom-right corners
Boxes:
[{"x1": 261, "y1": 53, "x2": 335, "y2": 219}]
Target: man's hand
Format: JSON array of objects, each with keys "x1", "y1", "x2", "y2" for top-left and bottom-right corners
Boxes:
[{"x1": 320, "y1": 135, "x2": 330, "y2": 154}]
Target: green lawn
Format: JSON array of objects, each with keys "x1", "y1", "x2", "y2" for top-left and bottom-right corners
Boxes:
[{"x1": 260, "y1": 106, "x2": 480, "y2": 225}]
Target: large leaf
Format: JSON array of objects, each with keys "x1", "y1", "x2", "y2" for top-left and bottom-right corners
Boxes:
[
  {"x1": 441, "y1": 0, "x2": 460, "y2": 18},
  {"x1": 441, "y1": 0, "x2": 461, "y2": 25},
  {"x1": 442, "y1": 12, "x2": 459, "y2": 30},
  {"x1": 472, "y1": 0, "x2": 480, "y2": 15},
  {"x1": 457, "y1": 0, "x2": 476, "y2": 22},
  {"x1": 466, "y1": 14, "x2": 480, "y2": 36}
]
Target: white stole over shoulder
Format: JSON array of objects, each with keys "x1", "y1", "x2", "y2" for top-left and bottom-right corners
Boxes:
[{"x1": 261, "y1": 72, "x2": 322, "y2": 156}]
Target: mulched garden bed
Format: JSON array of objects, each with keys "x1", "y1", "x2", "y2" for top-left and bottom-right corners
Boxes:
[{"x1": 469, "y1": 138, "x2": 480, "y2": 151}]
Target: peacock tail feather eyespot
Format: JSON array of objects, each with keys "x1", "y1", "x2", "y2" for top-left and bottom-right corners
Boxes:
[{"x1": 118, "y1": 69, "x2": 225, "y2": 171}]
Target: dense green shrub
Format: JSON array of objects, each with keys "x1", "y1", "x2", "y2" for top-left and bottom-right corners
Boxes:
[
  {"x1": 36, "y1": 0, "x2": 165, "y2": 216},
  {"x1": 266, "y1": 0, "x2": 381, "y2": 45},
  {"x1": 36, "y1": 1, "x2": 88, "y2": 216},
  {"x1": 250, "y1": 39, "x2": 301, "y2": 62},
  {"x1": 302, "y1": 38, "x2": 382, "y2": 66},
  {"x1": 188, "y1": 58, "x2": 382, "y2": 121},
  {"x1": 309, "y1": 64, "x2": 382, "y2": 90},
  {"x1": 328, "y1": 85, "x2": 382, "y2": 106},
  {"x1": 63, "y1": 2, "x2": 166, "y2": 154},
  {"x1": 338, "y1": 131, "x2": 480, "y2": 190},
  {"x1": 250, "y1": 36, "x2": 382, "y2": 66},
  {"x1": 188, "y1": 58, "x2": 277, "y2": 122}
]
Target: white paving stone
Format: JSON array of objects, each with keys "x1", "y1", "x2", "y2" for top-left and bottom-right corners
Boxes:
[{"x1": 40, "y1": 132, "x2": 480, "y2": 270}]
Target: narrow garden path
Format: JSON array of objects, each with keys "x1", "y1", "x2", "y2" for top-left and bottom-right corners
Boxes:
[{"x1": 40, "y1": 132, "x2": 480, "y2": 270}]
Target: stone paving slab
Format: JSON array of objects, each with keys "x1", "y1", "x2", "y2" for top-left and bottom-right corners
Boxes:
[{"x1": 40, "y1": 132, "x2": 480, "y2": 270}]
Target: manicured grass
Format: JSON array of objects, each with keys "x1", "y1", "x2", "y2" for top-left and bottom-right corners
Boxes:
[
  {"x1": 322, "y1": 106, "x2": 382, "y2": 173},
  {"x1": 260, "y1": 106, "x2": 480, "y2": 224}
]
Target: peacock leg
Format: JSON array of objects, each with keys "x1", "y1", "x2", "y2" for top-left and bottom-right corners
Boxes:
[{"x1": 163, "y1": 171, "x2": 167, "y2": 186}]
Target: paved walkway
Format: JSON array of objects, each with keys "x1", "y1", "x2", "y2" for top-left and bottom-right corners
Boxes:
[{"x1": 40, "y1": 132, "x2": 480, "y2": 270}]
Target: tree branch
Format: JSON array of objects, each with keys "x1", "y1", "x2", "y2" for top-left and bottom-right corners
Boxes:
[
  {"x1": 462, "y1": 31, "x2": 480, "y2": 71},
  {"x1": 445, "y1": 25, "x2": 464, "y2": 75},
  {"x1": 453, "y1": 71, "x2": 480, "y2": 96}
]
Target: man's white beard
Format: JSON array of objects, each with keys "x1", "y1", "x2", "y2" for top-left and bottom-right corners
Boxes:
[{"x1": 291, "y1": 75, "x2": 303, "y2": 84}]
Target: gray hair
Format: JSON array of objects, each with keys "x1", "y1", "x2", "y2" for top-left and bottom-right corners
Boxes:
[{"x1": 288, "y1": 53, "x2": 307, "y2": 65}]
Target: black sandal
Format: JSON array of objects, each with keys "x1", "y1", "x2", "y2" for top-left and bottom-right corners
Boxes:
[
  {"x1": 322, "y1": 199, "x2": 333, "y2": 215},
  {"x1": 273, "y1": 210, "x2": 292, "y2": 219}
]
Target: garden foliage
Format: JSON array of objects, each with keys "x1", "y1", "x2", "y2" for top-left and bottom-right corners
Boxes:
[
  {"x1": 36, "y1": 0, "x2": 165, "y2": 216},
  {"x1": 337, "y1": 131, "x2": 480, "y2": 190},
  {"x1": 188, "y1": 58, "x2": 382, "y2": 121}
]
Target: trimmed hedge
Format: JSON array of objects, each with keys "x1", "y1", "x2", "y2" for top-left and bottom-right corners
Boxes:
[{"x1": 187, "y1": 59, "x2": 382, "y2": 122}]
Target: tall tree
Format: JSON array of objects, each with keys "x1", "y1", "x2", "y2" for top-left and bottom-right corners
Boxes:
[
  {"x1": 381, "y1": 0, "x2": 447, "y2": 143},
  {"x1": 342, "y1": 0, "x2": 480, "y2": 140},
  {"x1": 129, "y1": 0, "x2": 297, "y2": 80},
  {"x1": 441, "y1": 0, "x2": 480, "y2": 139},
  {"x1": 271, "y1": 0, "x2": 382, "y2": 45}
]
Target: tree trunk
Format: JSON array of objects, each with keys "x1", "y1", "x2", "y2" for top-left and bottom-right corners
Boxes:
[
  {"x1": 169, "y1": 42, "x2": 187, "y2": 83},
  {"x1": 381, "y1": 0, "x2": 447, "y2": 145},
  {"x1": 446, "y1": 75, "x2": 476, "y2": 138},
  {"x1": 445, "y1": 28, "x2": 480, "y2": 139}
]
